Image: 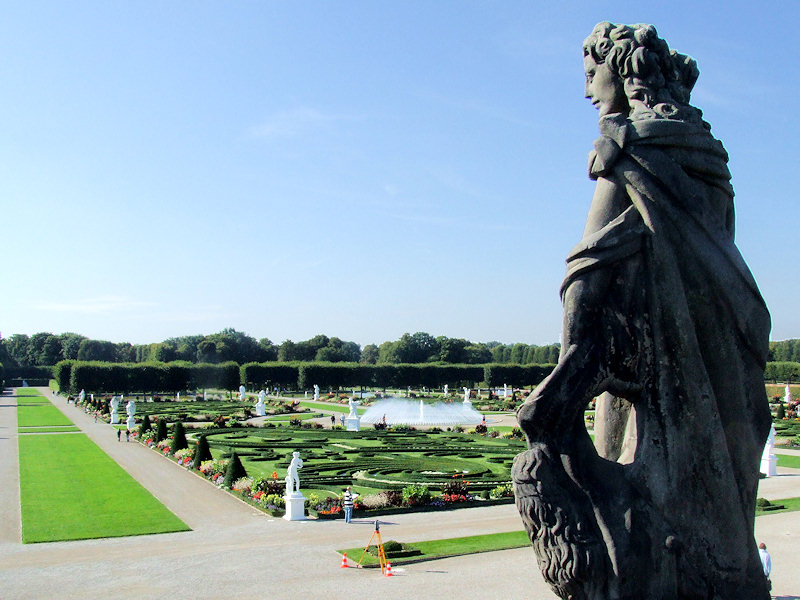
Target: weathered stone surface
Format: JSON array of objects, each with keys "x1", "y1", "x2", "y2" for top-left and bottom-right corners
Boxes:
[{"x1": 514, "y1": 22, "x2": 771, "y2": 600}]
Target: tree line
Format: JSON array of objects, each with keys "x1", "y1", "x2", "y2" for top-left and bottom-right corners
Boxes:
[{"x1": 0, "y1": 329, "x2": 561, "y2": 369}]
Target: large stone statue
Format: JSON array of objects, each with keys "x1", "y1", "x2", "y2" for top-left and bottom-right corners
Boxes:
[{"x1": 513, "y1": 23, "x2": 771, "y2": 600}]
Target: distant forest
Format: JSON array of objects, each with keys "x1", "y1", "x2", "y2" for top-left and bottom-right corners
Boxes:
[{"x1": 0, "y1": 329, "x2": 562, "y2": 368}]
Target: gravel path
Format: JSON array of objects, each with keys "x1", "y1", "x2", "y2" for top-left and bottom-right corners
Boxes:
[{"x1": 1, "y1": 387, "x2": 798, "y2": 599}]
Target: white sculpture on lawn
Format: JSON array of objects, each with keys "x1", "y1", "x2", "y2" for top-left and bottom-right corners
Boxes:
[
  {"x1": 345, "y1": 396, "x2": 362, "y2": 431},
  {"x1": 284, "y1": 451, "x2": 306, "y2": 521},
  {"x1": 313, "y1": 384, "x2": 320, "y2": 401},
  {"x1": 125, "y1": 399, "x2": 136, "y2": 431},
  {"x1": 255, "y1": 390, "x2": 266, "y2": 417},
  {"x1": 79, "y1": 389, "x2": 86, "y2": 404},
  {"x1": 110, "y1": 396, "x2": 120, "y2": 424},
  {"x1": 463, "y1": 388, "x2": 471, "y2": 404},
  {"x1": 239, "y1": 385, "x2": 246, "y2": 401}
]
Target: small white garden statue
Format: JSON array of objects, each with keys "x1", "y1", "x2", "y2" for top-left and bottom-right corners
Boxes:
[
  {"x1": 79, "y1": 389, "x2": 86, "y2": 404},
  {"x1": 285, "y1": 451, "x2": 303, "y2": 495},
  {"x1": 785, "y1": 384, "x2": 792, "y2": 405},
  {"x1": 463, "y1": 387, "x2": 471, "y2": 404},
  {"x1": 110, "y1": 396, "x2": 120, "y2": 424},
  {"x1": 255, "y1": 390, "x2": 266, "y2": 417},
  {"x1": 348, "y1": 396, "x2": 360, "y2": 419},
  {"x1": 284, "y1": 451, "x2": 306, "y2": 521},
  {"x1": 444, "y1": 384, "x2": 449, "y2": 396},
  {"x1": 313, "y1": 384, "x2": 320, "y2": 401},
  {"x1": 126, "y1": 399, "x2": 136, "y2": 431},
  {"x1": 239, "y1": 385, "x2": 246, "y2": 401}
]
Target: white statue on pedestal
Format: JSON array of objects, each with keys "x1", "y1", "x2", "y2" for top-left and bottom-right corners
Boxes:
[
  {"x1": 284, "y1": 451, "x2": 306, "y2": 521},
  {"x1": 761, "y1": 424, "x2": 778, "y2": 477},
  {"x1": 503, "y1": 383, "x2": 509, "y2": 398},
  {"x1": 463, "y1": 388, "x2": 471, "y2": 404},
  {"x1": 239, "y1": 385, "x2": 246, "y2": 401},
  {"x1": 348, "y1": 397, "x2": 360, "y2": 418},
  {"x1": 110, "y1": 396, "x2": 120, "y2": 424},
  {"x1": 79, "y1": 389, "x2": 86, "y2": 404},
  {"x1": 285, "y1": 451, "x2": 303, "y2": 495},
  {"x1": 126, "y1": 400, "x2": 136, "y2": 431},
  {"x1": 785, "y1": 384, "x2": 792, "y2": 405},
  {"x1": 255, "y1": 390, "x2": 266, "y2": 417},
  {"x1": 313, "y1": 384, "x2": 320, "y2": 401},
  {"x1": 444, "y1": 384, "x2": 449, "y2": 396}
]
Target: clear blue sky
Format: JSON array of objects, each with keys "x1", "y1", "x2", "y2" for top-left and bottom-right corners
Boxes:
[{"x1": 3, "y1": 2, "x2": 798, "y2": 347}]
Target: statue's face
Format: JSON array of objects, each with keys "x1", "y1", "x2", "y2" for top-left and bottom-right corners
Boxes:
[{"x1": 584, "y1": 56, "x2": 628, "y2": 117}]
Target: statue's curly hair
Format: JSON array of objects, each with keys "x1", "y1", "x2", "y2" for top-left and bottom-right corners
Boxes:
[{"x1": 583, "y1": 22, "x2": 703, "y2": 122}]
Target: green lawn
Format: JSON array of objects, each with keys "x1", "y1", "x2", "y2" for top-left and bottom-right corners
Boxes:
[
  {"x1": 17, "y1": 404, "x2": 75, "y2": 428},
  {"x1": 19, "y1": 433, "x2": 189, "y2": 543},
  {"x1": 756, "y1": 496, "x2": 800, "y2": 516},
  {"x1": 298, "y1": 401, "x2": 367, "y2": 415},
  {"x1": 777, "y1": 454, "x2": 800, "y2": 469},
  {"x1": 339, "y1": 530, "x2": 530, "y2": 566},
  {"x1": 19, "y1": 426, "x2": 81, "y2": 434}
]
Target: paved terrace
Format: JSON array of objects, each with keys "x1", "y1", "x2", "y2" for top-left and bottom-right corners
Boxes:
[{"x1": 0, "y1": 388, "x2": 798, "y2": 599}]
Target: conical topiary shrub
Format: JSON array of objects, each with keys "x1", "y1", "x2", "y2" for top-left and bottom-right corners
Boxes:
[
  {"x1": 222, "y1": 452, "x2": 248, "y2": 488},
  {"x1": 170, "y1": 421, "x2": 188, "y2": 454},
  {"x1": 139, "y1": 414, "x2": 152, "y2": 434},
  {"x1": 155, "y1": 418, "x2": 168, "y2": 443},
  {"x1": 192, "y1": 435, "x2": 213, "y2": 469}
]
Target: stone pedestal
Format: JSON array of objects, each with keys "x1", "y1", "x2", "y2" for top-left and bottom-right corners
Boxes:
[
  {"x1": 126, "y1": 416, "x2": 135, "y2": 430},
  {"x1": 284, "y1": 492, "x2": 306, "y2": 521},
  {"x1": 761, "y1": 453, "x2": 778, "y2": 477},
  {"x1": 255, "y1": 403, "x2": 266, "y2": 417},
  {"x1": 110, "y1": 410, "x2": 120, "y2": 425},
  {"x1": 345, "y1": 417, "x2": 361, "y2": 432}
]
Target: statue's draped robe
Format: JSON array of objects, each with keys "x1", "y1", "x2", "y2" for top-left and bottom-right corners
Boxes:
[{"x1": 515, "y1": 114, "x2": 771, "y2": 599}]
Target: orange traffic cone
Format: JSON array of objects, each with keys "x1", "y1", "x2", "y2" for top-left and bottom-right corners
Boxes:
[
  {"x1": 384, "y1": 561, "x2": 394, "y2": 577},
  {"x1": 340, "y1": 553, "x2": 348, "y2": 568}
]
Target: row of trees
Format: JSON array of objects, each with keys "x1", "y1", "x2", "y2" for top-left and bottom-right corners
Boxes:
[
  {"x1": 56, "y1": 359, "x2": 557, "y2": 394},
  {"x1": 1, "y1": 329, "x2": 560, "y2": 368}
]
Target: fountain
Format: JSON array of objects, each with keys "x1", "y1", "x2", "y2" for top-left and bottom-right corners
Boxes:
[{"x1": 361, "y1": 396, "x2": 483, "y2": 427}]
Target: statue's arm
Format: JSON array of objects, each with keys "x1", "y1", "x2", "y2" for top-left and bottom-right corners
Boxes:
[{"x1": 582, "y1": 175, "x2": 630, "y2": 237}]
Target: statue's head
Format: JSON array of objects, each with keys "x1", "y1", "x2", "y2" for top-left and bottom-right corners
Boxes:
[{"x1": 583, "y1": 22, "x2": 701, "y2": 122}]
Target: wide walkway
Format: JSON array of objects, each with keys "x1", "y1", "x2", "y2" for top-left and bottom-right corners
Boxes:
[{"x1": 1, "y1": 388, "x2": 798, "y2": 599}]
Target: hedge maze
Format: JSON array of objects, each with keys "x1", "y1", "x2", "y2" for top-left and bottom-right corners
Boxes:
[{"x1": 200, "y1": 427, "x2": 526, "y2": 492}]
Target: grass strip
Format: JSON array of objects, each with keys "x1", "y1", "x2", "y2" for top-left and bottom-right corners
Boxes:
[
  {"x1": 19, "y1": 433, "x2": 189, "y2": 543},
  {"x1": 338, "y1": 530, "x2": 530, "y2": 567},
  {"x1": 266, "y1": 412, "x2": 323, "y2": 421},
  {"x1": 299, "y1": 401, "x2": 367, "y2": 415},
  {"x1": 19, "y1": 427, "x2": 81, "y2": 434},
  {"x1": 777, "y1": 454, "x2": 800, "y2": 469},
  {"x1": 17, "y1": 404, "x2": 74, "y2": 428},
  {"x1": 756, "y1": 496, "x2": 800, "y2": 516}
]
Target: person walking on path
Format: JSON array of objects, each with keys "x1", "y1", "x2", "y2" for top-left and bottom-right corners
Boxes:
[
  {"x1": 125, "y1": 429, "x2": 130, "y2": 442},
  {"x1": 343, "y1": 486, "x2": 358, "y2": 523},
  {"x1": 759, "y1": 542, "x2": 772, "y2": 593},
  {"x1": 117, "y1": 429, "x2": 121, "y2": 442},
  {"x1": 330, "y1": 414, "x2": 335, "y2": 428}
]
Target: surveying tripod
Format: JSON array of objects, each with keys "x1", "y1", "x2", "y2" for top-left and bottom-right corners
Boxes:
[{"x1": 358, "y1": 520, "x2": 388, "y2": 573}]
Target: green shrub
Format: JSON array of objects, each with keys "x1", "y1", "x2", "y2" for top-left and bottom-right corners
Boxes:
[
  {"x1": 401, "y1": 484, "x2": 431, "y2": 506},
  {"x1": 139, "y1": 414, "x2": 152, "y2": 434},
  {"x1": 155, "y1": 418, "x2": 168, "y2": 443},
  {"x1": 222, "y1": 452, "x2": 248, "y2": 488},
  {"x1": 777, "y1": 403, "x2": 786, "y2": 419},
  {"x1": 489, "y1": 482, "x2": 514, "y2": 499},
  {"x1": 170, "y1": 422, "x2": 188, "y2": 454},
  {"x1": 192, "y1": 436, "x2": 213, "y2": 468}
]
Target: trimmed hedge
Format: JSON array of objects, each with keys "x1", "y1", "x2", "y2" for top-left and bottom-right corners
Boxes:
[
  {"x1": 241, "y1": 362, "x2": 300, "y2": 388},
  {"x1": 63, "y1": 361, "x2": 240, "y2": 394}
]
